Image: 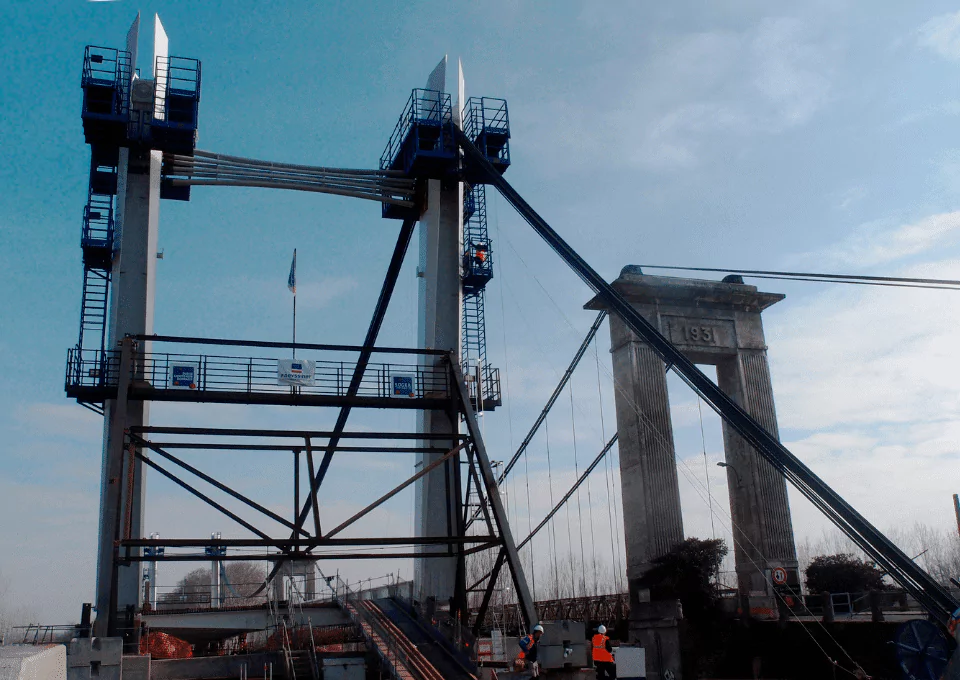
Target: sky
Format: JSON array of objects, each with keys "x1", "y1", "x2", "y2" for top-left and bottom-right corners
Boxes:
[{"x1": 3, "y1": 0, "x2": 960, "y2": 622}]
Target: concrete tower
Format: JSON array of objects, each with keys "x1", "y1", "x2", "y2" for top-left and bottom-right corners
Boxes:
[
  {"x1": 94, "y1": 15, "x2": 166, "y2": 634},
  {"x1": 414, "y1": 57, "x2": 465, "y2": 610},
  {"x1": 588, "y1": 267, "x2": 799, "y2": 613}
]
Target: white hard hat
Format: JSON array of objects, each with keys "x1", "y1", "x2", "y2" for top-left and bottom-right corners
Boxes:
[
  {"x1": 533, "y1": 624, "x2": 544, "y2": 633},
  {"x1": 597, "y1": 625, "x2": 607, "y2": 634}
]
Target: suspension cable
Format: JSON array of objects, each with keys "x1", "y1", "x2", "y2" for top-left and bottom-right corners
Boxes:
[
  {"x1": 632, "y1": 264, "x2": 960, "y2": 291},
  {"x1": 497, "y1": 311, "x2": 607, "y2": 484},
  {"x1": 545, "y1": 416, "x2": 561, "y2": 598}
]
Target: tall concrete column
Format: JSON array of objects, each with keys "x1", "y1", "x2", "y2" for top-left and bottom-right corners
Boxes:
[
  {"x1": 413, "y1": 57, "x2": 466, "y2": 612},
  {"x1": 607, "y1": 314, "x2": 685, "y2": 592},
  {"x1": 94, "y1": 17, "x2": 169, "y2": 635},
  {"x1": 95, "y1": 144, "x2": 161, "y2": 634},
  {"x1": 414, "y1": 174, "x2": 462, "y2": 608},
  {"x1": 717, "y1": 350, "x2": 798, "y2": 611}
]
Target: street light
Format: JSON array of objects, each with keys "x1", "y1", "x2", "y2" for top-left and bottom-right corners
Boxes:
[{"x1": 716, "y1": 461, "x2": 743, "y2": 487}]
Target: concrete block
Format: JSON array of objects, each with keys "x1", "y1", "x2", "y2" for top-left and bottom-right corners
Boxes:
[
  {"x1": 615, "y1": 645, "x2": 646, "y2": 680},
  {"x1": 0, "y1": 644, "x2": 66, "y2": 680},
  {"x1": 150, "y1": 653, "x2": 278, "y2": 680},
  {"x1": 66, "y1": 638, "x2": 121, "y2": 680},
  {"x1": 321, "y1": 656, "x2": 365, "y2": 680},
  {"x1": 539, "y1": 621, "x2": 588, "y2": 669},
  {"x1": 120, "y1": 656, "x2": 149, "y2": 680}
]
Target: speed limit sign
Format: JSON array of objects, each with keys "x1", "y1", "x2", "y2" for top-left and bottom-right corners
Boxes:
[{"x1": 772, "y1": 567, "x2": 788, "y2": 585}]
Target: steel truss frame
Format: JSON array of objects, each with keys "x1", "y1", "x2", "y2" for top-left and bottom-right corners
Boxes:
[
  {"x1": 101, "y1": 215, "x2": 537, "y2": 634},
  {"x1": 110, "y1": 358, "x2": 532, "y2": 625}
]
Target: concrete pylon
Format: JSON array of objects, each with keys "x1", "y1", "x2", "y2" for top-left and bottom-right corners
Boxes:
[
  {"x1": 587, "y1": 267, "x2": 799, "y2": 615},
  {"x1": 94, "y1": 15, "x2": 165, "y2": 635},
  {"x1": 414, "y1": 56, "x2": 464, "y2": 611}
]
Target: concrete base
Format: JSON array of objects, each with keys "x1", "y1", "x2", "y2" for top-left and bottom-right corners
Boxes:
[
  {"x1": 629, "y1": 601, "x2": 682, "y2": 680},
  {"x1": 0, "y1": 645, "x2": 67, "y2": 680},
  {"x1": 320, "y1": 656, "x2": 365, "y2": 680},
  {"x1": 120, "y1": 656, "x2": 150, "y2": 680},
  {"x1": 491, "y1": 671, "x2": 594, "y2": 680},
  {"x1": 67, "y1": 638, "x2": 122, "y2": 680},
  {"x1": 151, "y1": 653, "x2": 280, "y2": 680}
]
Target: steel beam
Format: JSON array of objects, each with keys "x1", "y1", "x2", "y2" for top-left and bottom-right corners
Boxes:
[
  {"x1": 324, "y1": 443, "x2": 467, "y2": 539},
  {"x1": 298, "y1": 218, "x2": 417, "y2": 529},
  {"x1": 129, "y1": 434, "x2": 309, "y2": 537},
  {"x1": 122, "y1": 536, "x2": 498, "y2": 548},
  {"x1": 136, "y1": 453, "x2": 272, "y2": 541},
  {"x1": 450, "y1": 362, "x2": 537, "y2": 631},
  {"x1": 134, "y1": 426, "x2": 465, "y2": 440}
]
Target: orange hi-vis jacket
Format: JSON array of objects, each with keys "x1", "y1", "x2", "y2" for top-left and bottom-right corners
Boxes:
[{"x1": 592, "y1": 633, "x2": 614, "y2": 663}]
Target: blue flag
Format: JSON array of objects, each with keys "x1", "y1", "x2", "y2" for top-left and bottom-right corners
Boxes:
[{"x1": 287, "y1": 249, "x2": 297, "y2": 295}]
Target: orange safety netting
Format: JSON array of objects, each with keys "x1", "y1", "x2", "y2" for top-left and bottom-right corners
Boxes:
[
  {"x1": 261, "y1": 625, "x2": 356, "y2": 652},
  {"x1": 140, "y1": 631, "x2": 194, "y2": 659}
]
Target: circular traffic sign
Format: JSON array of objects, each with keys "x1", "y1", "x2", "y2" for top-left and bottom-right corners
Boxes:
[{"x1": 771, "y1": 567, "x2": 787, "y2": 585}]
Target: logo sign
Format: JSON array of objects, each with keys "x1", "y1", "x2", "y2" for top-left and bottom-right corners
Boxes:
[
  {"x1": 771, "y1": 567, "x2": 788, "y2": 585},
  {"x1": 391, "y1": 374, "x2": 416, "y2": 398},
  {"x1": 278, "y1": 358, "x2": 315, "y2": 386},
  {"x1": 169, "y1": 362, "x2": 199, "y2": 390}
]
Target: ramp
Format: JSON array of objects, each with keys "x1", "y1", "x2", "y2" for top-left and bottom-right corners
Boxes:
[{"x1": 341, "y1": 597, "x2": 476, "y2": 680}]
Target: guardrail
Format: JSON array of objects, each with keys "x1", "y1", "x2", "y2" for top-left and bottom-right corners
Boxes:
[{"x1": 65, "y1": 336, "x2": 457, "y2": 404}]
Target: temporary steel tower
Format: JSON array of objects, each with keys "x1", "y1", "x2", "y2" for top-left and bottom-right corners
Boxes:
[{"x1": 69, "y1": 18, "x2": 530, "y2": 641}]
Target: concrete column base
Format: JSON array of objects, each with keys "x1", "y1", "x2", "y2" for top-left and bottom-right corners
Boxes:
[{"x1": 629, "y1": 600, "x2": 683, "y2": 680}]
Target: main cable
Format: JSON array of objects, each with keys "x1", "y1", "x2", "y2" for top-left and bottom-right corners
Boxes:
[{"x1": 633, "y1": 264, "x2": 960, "y2": 291}]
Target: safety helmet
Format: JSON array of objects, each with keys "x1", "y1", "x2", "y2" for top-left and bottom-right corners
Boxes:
[
  {"x1": 533, "y1": 624, "x2": 544, "y2": 633},
  {"x1": 597, "y1": 625, "x2": 607, "y2": 635}
]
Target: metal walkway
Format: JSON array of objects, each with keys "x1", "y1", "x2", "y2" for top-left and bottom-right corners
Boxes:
[{"x1": 323, "y1": 575, "x2": 476, "y2": 680}]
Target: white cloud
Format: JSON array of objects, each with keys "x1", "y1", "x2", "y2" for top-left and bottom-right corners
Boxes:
[
  {"x1": 759, "y1": 213, "x2": 960, "y2": 540},
  {"x1": 812, "y1": 211, "x2": 960, "y2": 268},
  {"x1": 751, "y1": 17, "x2": 832, "y2": 128},
  {"x1": 918, "y1": 10, "x2": 960, "y2": 61},
  {"x1": 520, "y1": 17, "x2": 835, "y2": 173}
]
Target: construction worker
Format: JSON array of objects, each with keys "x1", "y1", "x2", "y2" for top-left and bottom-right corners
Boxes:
[
  {"x1": 592, "y1": 625, "x2": 616, "y2": 679},
  {"x1": 516, "y1": 624, "x2": 544, "y2": 676}
]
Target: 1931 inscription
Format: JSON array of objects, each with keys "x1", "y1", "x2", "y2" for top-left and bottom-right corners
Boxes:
[
  {"x1": 662, "y1": 316, "x2": 736, "y2": 349},
  {"x1": 679, "y1": 325, "x2": 715, "y2": 344}
]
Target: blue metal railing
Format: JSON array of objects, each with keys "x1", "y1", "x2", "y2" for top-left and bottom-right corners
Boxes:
[
  {"x1": 154, "y1": 55, "x2": 201, "y2": 122},
  {"x1": 380, "y1": 88, "x2": 454, "y2": 173},
  {"x1": 65, "y1": 348, "x2": 452, "y2": 400},
  {"x1": 81, "y1": 46, "x2": 132, "y2": 118},
  {"x1": 81, "y1": 193, "x2": 114, "y2": 251},
  {"x1": 464, "y1": 97, "x2": 510, "y2": 167},
  {"x1": 465, "y1": 98, "x2": 509, "y2": 138}
]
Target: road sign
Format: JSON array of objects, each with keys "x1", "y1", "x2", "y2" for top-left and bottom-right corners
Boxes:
[{"x1": 772, "y1": 567, "x2": 788, "y2": 585}]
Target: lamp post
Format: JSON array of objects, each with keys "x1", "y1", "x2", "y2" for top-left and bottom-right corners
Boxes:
[{"x1": 716, "y1": 461, "x2": 742, "y2": 487}]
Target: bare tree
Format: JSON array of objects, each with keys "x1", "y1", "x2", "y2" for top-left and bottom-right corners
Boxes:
[
  {"x1": 159, "y1": 562, "x2": 268, "y2": 607},
  {"x1": 0, "y1": 570, "x2": 39, "y2": 644},
  {"x1": 797, "y1": 523, "x2": 960, "y2": 590}
]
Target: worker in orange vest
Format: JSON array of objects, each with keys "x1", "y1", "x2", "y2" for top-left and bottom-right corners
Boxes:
[
  {"x1": 515, "y1": 624, "x2": 544, "y2": 676},
  {"x1": 592, "y1": 625, "x2": 616, "y2": 679}
]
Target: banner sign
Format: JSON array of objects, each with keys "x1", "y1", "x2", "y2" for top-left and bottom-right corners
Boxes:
[
  {"x1": 278, "y1": 358, "x2": 315, "y2": 386},
  {"x1": 391, "y1": 374, "x2": 416, "y2": 398},
  {"x1": 169, "y1": 362, "x2": 199, "y2": 390}
]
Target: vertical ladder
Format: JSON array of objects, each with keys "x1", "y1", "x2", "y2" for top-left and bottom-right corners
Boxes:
[
  {"x1": 461, "y1": 183, "x2": 493, "y2": 408},
  {"x1": 77, "y1": 183, "x2": 117, "y2": 390}
]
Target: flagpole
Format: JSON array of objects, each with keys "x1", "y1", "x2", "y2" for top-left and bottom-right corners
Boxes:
[{"x1": 288, "y1": 248, "x2": 297, "y2": 360}]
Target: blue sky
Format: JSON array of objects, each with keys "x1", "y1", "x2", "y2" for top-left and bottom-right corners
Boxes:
[{"x1": 4, "y1": 1, "x2": 960, "y2": 620}]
